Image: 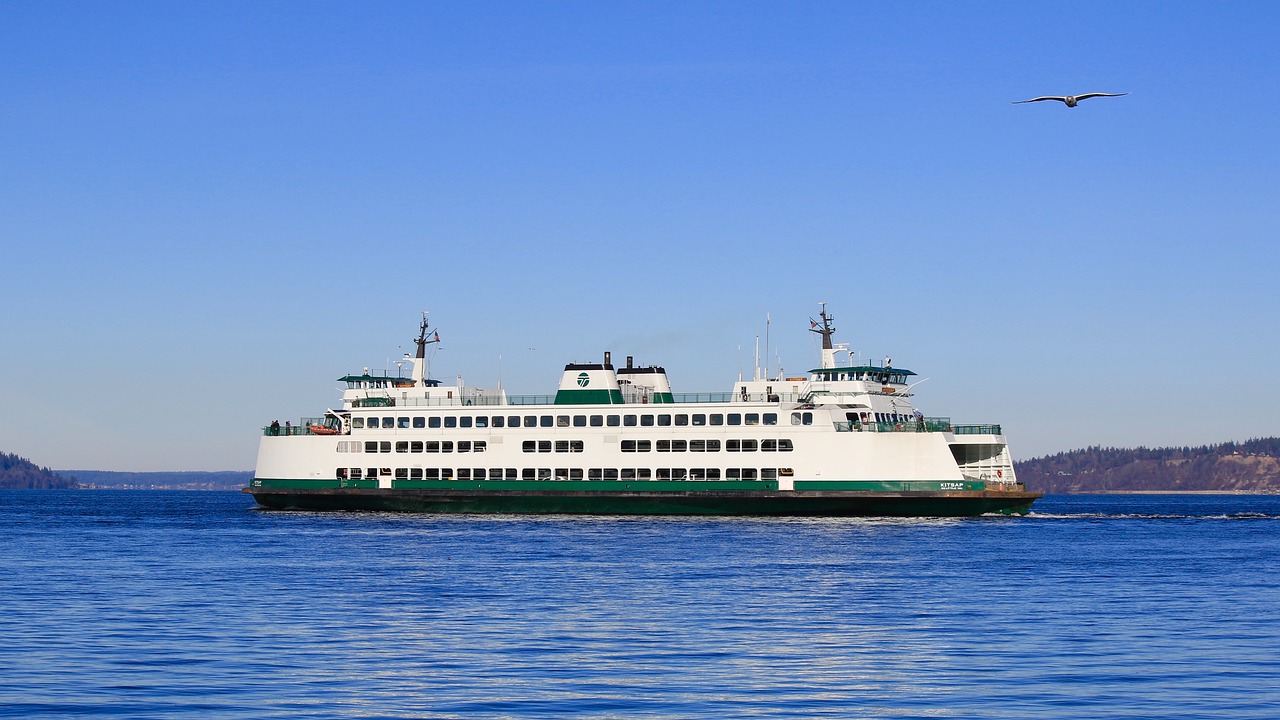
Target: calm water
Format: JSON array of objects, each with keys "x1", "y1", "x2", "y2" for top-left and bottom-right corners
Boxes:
[{"x1": 1, "y1": 491, "x2": 1277, "y2": 719}]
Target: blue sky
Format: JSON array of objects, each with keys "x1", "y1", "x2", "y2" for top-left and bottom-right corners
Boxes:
[{"x1": 3, "y1": 2, "x2": 1277, "y2": 472}]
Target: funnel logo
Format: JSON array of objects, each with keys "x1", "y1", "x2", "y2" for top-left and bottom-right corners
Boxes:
[{"x1": 577, "y1": 372, "x2": 590, "y2": 387}]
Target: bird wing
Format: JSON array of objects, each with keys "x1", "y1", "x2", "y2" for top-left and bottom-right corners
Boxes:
[
  {"x1": 1011, "y1": 96, "x2": 1066, "y2": 104},
  {"x1": 1074, "y1": 92, "x2": 1129, "y2": 101}
]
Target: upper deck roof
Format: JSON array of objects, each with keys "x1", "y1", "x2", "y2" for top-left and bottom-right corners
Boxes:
[{"x1": 809, "y1": 366, "x2": 916, "y2": 380}]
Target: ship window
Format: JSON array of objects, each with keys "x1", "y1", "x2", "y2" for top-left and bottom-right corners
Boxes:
[
  {"x1": 590, "y1": 415, "x2": 604, "y2": 427},
  {"x1": 412, "y1": 417, "x2": 425, "y2": 429},
  {"x1": 688, "y1": 468, "x2": 705, "y2": 480},
  {"x1": 458, "y1": 469, "x2": 470, "y2": 481},
  {"x1": 441, "y1": 441, "x2": 454, "y2": 453},
  {"x1": 396, "y1": 441, "x2": 409, "y2": 453},
  {"x1": 336, "y1": 468, "x2": 347, "y2": 479},
  {"x1": 570, "y1": 440, "x2": 582, "y2": 452},
  {"x1": 524, "y1": 416, "x2": 537, "y2": 427},
  {"x1": 540, "y1": 415, "x2": 553, "y2": 427},
  {"x1": 556, "y1": 440, "x2": 570, "y2": 453},
  {"x1": 710, "y1": 414, "x2": 724, "y2": 426},
  {"x1": 641, "y1": 415, "x2": 654, "y2": 427},
  {"x1": 458, "y1": 441, "x2": 471, "y2": 453},
  {"x1": 352, "y1": 417, "x2": 365, "y2": 429},
  {"x1": 600, "y1": 468, "x2": 616, "y2": 481},
  {"x1": 762, "y1": 468, "x2": 777, "y2": 480},
  {"x1": 424, "y1": 469, "x2": 439, "y2": 480},
  {"x1": 741, "y1": 440, "x2": 757, "y2": 452},
  {"x1": 383, "y1": 417, "x2": 394, "y2": 428},
  {"x1": 569, "y1": 468, "x2": 583, "y2": 480},
  {"x1": 523, "y1": 468, "x2": 536, "y2": 480},
  {"x1": 366, "y1": 418, "x2": 379, "y2": 429},
  {"x1": 672, "y1": 440, "x2": 687, "y2": 452},
  {"x1": 367, "y1": 467, "x2": 378, "y2": 477},
  {"x1": 427, "y1": 441, "x2": 441, "y2": 453},
  {"x1": 692, "y1": 414, "x2": 706, "y2": 426},
  {"x1": 365, "y1": 441, "x2": 379, "y2": 453},
  {"x1": 350, "y1": 468, "x2": 362, "y2": 479},
  {"x1": 728, "y1": 414, "x2": 741, "y2": 426},
  {"x1": 727, "y1": 440, "x2": 740, "y2": 452},
  {"x1": 621, "y1": 468, "x2": 636, "y2": 480},
  {"x1": 706, "y1": 440, "x2": 721, "y2": 452},
  {"x1": 509, "y1": 416, "x2": 522, "y2": 427},
  {"x1": 589, "y1": 468, "x2": 604, "y2": 481},
  {"x1": 558, "y1": 415, "x2": 571, "y2": 427},
  {"x1": 445, "y1": 417, "x2": 457, "y2": 428},
  {"x1": 398, "y1": 417, "x2": 411, "y2": 429},
  {"x1": 791, "y1": 413, "x2": 802, "y2": 425},
  {"x1": 380, "y1": 441, "x2": 392, "y2": 453},
  {"x1": 656, "y1": 468, "x2": 671, "y2": 481},
  {"x1": 762, "y1": 439, "x2": 777, "y2": 452},
  {"x1": 745, "y1": 413, "x2": 760, "y2": 425},
  {"x1": 411, "y1": 441, "x2": 423, "y2": 453},
  {"x1": 472, "y1": 468, "x2": 486, "y2": 480},
  {"x1": 573, "y1": 415, "x2": 587, "y2": 427},
  {"x1": 674, "y1": 414, "x2": 688, "y2": 426},
  {"x1": 742, "y1": 468, "x2": 757, "y2": 480},
  {"x1": 623, "y1": 415, "x2": 637, "y2": 426},
  {"x1": 523, "y1": 440, "x2": 536, "y2": 453},
  {"x1": 395, "y1": 468, "x2": 408, "y2": 480},
  {"x1": 537, "y1": 468, "x2": 552, "y2": 481},
  {"x1": 706, "y1": 468, "x2": 721, "y2": 480},
  {"x1": 763, "y1": 413, "x2": 777, "y2": 426},
  {"x1": 637, "y1": 440, "x2": 651, "y2": 452},
  {"x1": 607, "y1": 415, "x2": 620, "y2": 427},
  {"x1": 491, "y1": 416, "x2": 504, "y2": 428},
  {"x1": 657, "y1": 440, "x2": 670, "y2": 452},
  {"x1": 538, "y1": 440, "x2": 551, "y2": 453},
  {"x1": 460, "y1": 417, "x2": 473, "y2": 428},
  {"x1": 441, "y1": 469, "x2": 453, "y2": 480},
  {"x1": 636, "y1": 468, "x2": 652, "y2": 480},
  {"x1": 410, "y1": 468, "x2": 423, "y2": 479},
  {"x1": 657, "y1": 414, "x2": 672, "y2": 426},
  {"x1": 475, "y1": 416, "x2": 488, "y2": 428},
  {"x1": 474, "y1": 441, "x2": 486, "y2": 452},
  {"x1": 690, "y1": 440, "x2": 706, "y2": 452},
  {"x1": 622, "y1": 440, "x2": 637, "y2": 452},
  {"x1": 779, "y1": 439, "x2": 794, "y2": 452},
  {"x1": 727, "y1": 468, "x2": 740, "y2": 480},
  {"x1": 555, "y1": 468, "x2": 570, "y2": 481}
]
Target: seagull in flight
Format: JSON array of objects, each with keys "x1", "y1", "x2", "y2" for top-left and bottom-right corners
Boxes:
[{"x1": 1012, "y1": 92, "x2": 1128, "y2": 107}]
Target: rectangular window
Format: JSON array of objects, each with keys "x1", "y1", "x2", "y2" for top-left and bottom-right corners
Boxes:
[
  {"x1": 395, "y1": 468, "x2": 408, "y2": 480},
  {"x1": 379, "y1": 441, "x2": 391, "y2": 453},
  {"x1": 621, "y1": 468, "x2": 636, "y2": 480},
  {"x1": 352, "y1": 417, "x2": 365, "y2": 429},
  {"x1": 463, "y1": 417, "x2": 475, "y2": 428},
  {"x1": 570, "y1": 440, "x2": 583, "y2": 453},
  {"x1": 472, "y1": 468, "x2": 486, "y2": 480},
  {"x1": 622, "y1": 440, "x2": 637, "y2": 452},
  {"x1": 441, "y1": 441, "x2": 454, "y2": 453},
  {"x1": 398, "y1": 417, "x2": 411, "y2": 429},
  {"x1": 762, "y1": 439, "x2": 777, "y2": 452},
  {"x1": 727, "y1": 440, "x2": 740, "y2": 452},
  {"x1": 637, "y1": 440, "x2": 651, "y2": 452},
  {"x1": 640, "y1": 415, "x2": 654, "y2": 427},
  {"x1": 458, "y1": 441, "x2": 471, "y2": 453},
  {"x1": 411, "y1": 441, "x2": 423, "y2": 453},
  {"x1": 569, "y1": 468, "x2": 583, "y2": 481},
  {"x1": 365, "y1": 441, "x2": 379, "y2": 453},
  {"x1": 538, "y1": 468, "x2": 552, "y2": 481},
  {"x1": 657, "y1": 414, "x2": 672, "y2": 426},
  {"x1": 522, "y1": 468, "x2": 536, "y2": 481},
  {"x1": 382, "y1": 417, "x2": 393, "y2": 428},
  {"x1": 763, "y1": 413, "x2": 777, "y2": 426},
  {"x1": 429, "y1": 417, "x2": 442, "y2": 428},
  {"x1": 557, "y1": 415, "x2": 570, "y2": 427},
  {"x1": 540, "y1": 415, "x2": 553, "y2": 428},
  {"x1": 412, "y1": 417, "x2": 426, "y2": 429},
  {"x1": 603, "y1": 468, "x2": 618, "y2": 481},
  {"x1": 710, "y1": 414, "x2": 724, "y2": 426},
  {"x1": 524, "y1": 415, "x2": 537, "y2": 427},
  {"x1": 761, "y1": 468, "x2": 777, "y2": 480},
  {"x1": 573, "y1": 415, "x2": 587, "y2": 427},
  {"x1": 742, "y1": 468, "x2": 757, "y2": 480},
  {"x1": 555, "y1": 440, "x2": 570, "y2": 453},
  {"x1": 426, "y1": 441, "x2": 441, "y2": 453},
  {"x1": 674, "y1": 414, "x2": 688, "y2": 426},
  {"x1": 728, "y1": 413, "x2": 741, "y2": 426},
  {"x1": 745, "y1": 413, "x2": 760, "y2": 425},
  {"x1": 690, "y1": 440, "x2": 706, "y2": 452},
  {"x1": 395, "y1": 441, "x2": 409, "y2": 453},
  {"x1": 779, "y1": 439, "x2": 794, "y2": 452},
  {"x1": 670, "y1": 440, "x2": 687, "y2": 452},
  {"x1": 554, "y1": 468, "x2": 570, "y2": 481},
  {"x1": 441, "y1": 468, "x2": 454, "y2": 480},
  {"x1": 657, "y1": 440, "x2": 671, "y2": 452},
  {"x1": 636, "y1": 468, "x2": 651, "y2": 480},
  {"x1": 607, "y1": 415, "x2": 621, "y2": 427},
  {"x1": 445, "y1": 416, "x2": 458, "y2": 428},
  {"x1": 692, "y1": 414, "x2": 706, "y2": 426},
  {"x1": 705, "y1": 439, "x2": 721, "y2": 452},
  {"x1": 538, "y1": 440, "x2": 552, "y2": 453},
  {"x1": 590, "y1": 415, "x2": 604, "y2": 427},
  {"x1": 336, "y1": 468, "x2": 348, "y2": 479},
  {"x1": 741, "y1": 439, "x2": 757, "y2": 452},
  {"x1": 623, "y1": 415, "x2": 637, "y2": 427},
  {"x1": 727, "y1": 468, "x2": 741, "y2": 480},
  {"x1": 424, "y1": 469, "x2": 439, "y2": 480},
  {"x1": 366, "y1": 418, "x2": 379, "y2": 429},
  {"x1": 410, "y1": 468, "x2": 423, "y2": 479},
  {"x1": 508, "y1": 416, "x2": 521, "y2": 427},
  {"x1": 491, "y1": 416, "x2": 504, "y2": 428},
  {"x1": 792, "y1": 412, "x2": 803, "y2": 426},
  {"x1": 705, "y1": 468, "x2": 720, "y2": 480},
  {"x1": 457, "y1": 468, "x2": 470, "y2": 481},
  {"x1": 474, "y1": 441, "x2": 486, "y2": 453}
]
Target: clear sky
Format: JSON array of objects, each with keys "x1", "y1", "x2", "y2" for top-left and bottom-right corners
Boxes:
[{"x1": 3, "y1": 2, "x2": 1277, "y2": 472}]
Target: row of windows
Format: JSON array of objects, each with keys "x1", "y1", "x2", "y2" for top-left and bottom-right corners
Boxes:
[
  {"x1": 338, "y1": 467, "x2": 789, "y2": 481},
  {"x1": 337, "y1": 440, "x2": 488, "y2": 454},
  {"x1": 352, "y1": 412, "x2": 783, "y2": 430}
]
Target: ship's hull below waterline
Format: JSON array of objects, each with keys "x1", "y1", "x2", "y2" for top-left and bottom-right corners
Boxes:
[{"x1": 244, "y1": 487, "x2": 1042, "y2": 517}]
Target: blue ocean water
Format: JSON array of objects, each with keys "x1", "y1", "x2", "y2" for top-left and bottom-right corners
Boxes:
[{"x1": 1, "y1": 491, "x2": 1277, "y2": 719}]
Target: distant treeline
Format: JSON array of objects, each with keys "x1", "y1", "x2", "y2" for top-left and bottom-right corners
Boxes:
[
  {"x1": 1016, "y1": 437, "x2": 1280, "y2": 493},
  {"x1": 65, "y1": 470, "x2": 253, "y2": 490},
  {"x1": 0, "y1": 452, "x2": 77, "y2": 489}
]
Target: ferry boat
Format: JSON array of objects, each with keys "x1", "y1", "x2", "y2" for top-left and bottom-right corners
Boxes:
[{"x1": 245, "y1": 306, "x2": 1040, "y2": 516}]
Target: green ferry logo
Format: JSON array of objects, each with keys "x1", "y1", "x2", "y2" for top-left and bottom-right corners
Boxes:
[{"x1": 577, "y1": 372, "x2": 590, "y2": 387}]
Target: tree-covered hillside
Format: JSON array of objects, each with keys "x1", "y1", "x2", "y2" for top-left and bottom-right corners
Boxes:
[
  {"x1": 1015, "y1": 438, "x2": 1280, "y2": 493},
  {"x1": 0, "y1": 452, "x2": 77, "y2": 489}
]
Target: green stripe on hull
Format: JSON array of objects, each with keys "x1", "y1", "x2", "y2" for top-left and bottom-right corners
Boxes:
[
  {"x1": 244, "y1": 486, "x2": 1041, "y2": 517},
  {"x1": 794, "y1": 480, "x2": 986, "y2": 492}
]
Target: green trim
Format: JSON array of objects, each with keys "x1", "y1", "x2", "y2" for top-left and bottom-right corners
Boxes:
[
  {"x1": 553, "y1": 389, "x2": 626, "y2": 404},
  {"x1": 648, "y1": 392, "x2": 676, "y2": 403},
  {"x1": 793, "y1": 479, "x2": 986, "y2": 492}
]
